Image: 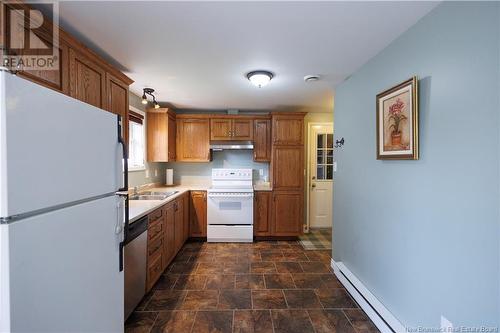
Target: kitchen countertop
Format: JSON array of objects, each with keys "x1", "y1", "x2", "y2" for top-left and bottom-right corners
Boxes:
[
  {"x1": 128, "y1": 185, "x2": 209, "y2": 223},
  {"x1": 128, "y1": 183, "x2": 272, "y2": 223}
]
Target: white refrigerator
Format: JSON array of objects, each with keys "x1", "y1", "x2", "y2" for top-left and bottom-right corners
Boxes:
[{"x1": 0, "y1": 70, "x2": 127, "y2": 332}]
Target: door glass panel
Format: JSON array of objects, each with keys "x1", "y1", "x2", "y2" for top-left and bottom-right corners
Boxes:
[
  {"x1": 317, "y1": 134, "x2": 325, "y2": 148},
  {"x1": 326, "y1": 165, "x2": 333, "y2": 180},
  {"x1": 326, "y1": 149, "x2": 334, "y2": 164},
  {"x1": 317, "y1": 150, "x2": 324, "y2": 164},
  {"x1": 317, "y1": 166, "x2": 325, "y2": 180},
  {"x1": 327, "y1": 134, "x2": 334, "y2": 148}
]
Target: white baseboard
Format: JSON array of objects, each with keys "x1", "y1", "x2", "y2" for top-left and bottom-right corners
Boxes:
[{"x1": 331, "y1": 259, "x2": 406, "y2": 333}]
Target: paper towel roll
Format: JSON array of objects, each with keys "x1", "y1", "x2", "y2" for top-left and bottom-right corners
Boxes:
[{"x1": 166, "y1": 169, "x2": 174, "y2": 185}]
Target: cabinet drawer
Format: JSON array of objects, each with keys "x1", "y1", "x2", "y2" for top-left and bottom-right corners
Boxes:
[
  {"x1": 148, "y1": 235, "x2": 164, "y2": 260},
  {"x1": 149, "y1": 207, "x2": 163, "y2": 222},
  {"x1": 147, "y1": 253, "x2": 163, "y2": 290},
  {"x1": 148, "y1": 218, "x2": 164, "y2": 240}
]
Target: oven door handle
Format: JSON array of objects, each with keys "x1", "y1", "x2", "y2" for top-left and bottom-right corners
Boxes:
[{"x1": 208, "y1": 194, "x2": 254, "y2": 200}]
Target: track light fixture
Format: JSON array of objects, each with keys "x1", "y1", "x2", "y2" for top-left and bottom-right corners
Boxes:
[{"x1": 141, "y1": 88, "x2": 160, "y2": 109}]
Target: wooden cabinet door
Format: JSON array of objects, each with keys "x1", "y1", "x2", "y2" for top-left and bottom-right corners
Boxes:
[
  {"x1": 272, "y1": 146, "x2": 304, "y2": 190},
  {"x1": 253, "y1": 119, "x2": 271, "y2": 162},
  {"x1": 69, "y1": 48, "x2": 106, "y2": 109},
  {"x1": 168, "y1": 113, "x2": 177, "y2": 161},
  {"x1": 272, "y1": 116, "x2": 304, "y2": 145},
  {"x1": 210, "y1": 119, "x2": 232, "y2": 141},
  {"x1": 163, "y1": 202, "x2": 176, "y2": 267},
  {"x1": 232, "y1": 119, "x2": 253, "y2": 140},
  {"x1": 174, "y1": 199, "x2": 184, "y2": 252},
  {"x1": 106, "y1": 72, "x2": 129, "y2": 144},
  {"x1": 189, "y1": 191, "x2": 207, "y2": 237},
  {"x1": 254, "y1": 191, "x2": 272, "y2": 236},
  {"x1": 183, "y1": 193, "x2": 190, "y2": 242},
  {"x1": 272, "y1": 191, "x2": 303, "y2": 236},
  {"x1": 177, "y1": 118, "x2": 210, "y2": 162}
]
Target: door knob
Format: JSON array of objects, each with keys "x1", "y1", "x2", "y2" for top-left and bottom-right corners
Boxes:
[{"x1": 311, "y1": 184, "x2": 316, "y2": 188}]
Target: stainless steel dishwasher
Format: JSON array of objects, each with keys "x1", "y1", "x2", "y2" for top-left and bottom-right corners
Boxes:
[{"x1": 124, "y1": 215, "x2": 148, "y2": 320}]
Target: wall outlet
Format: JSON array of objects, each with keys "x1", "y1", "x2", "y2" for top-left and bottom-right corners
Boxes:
[
  {"x1": 259, "y1": 169, "x2": 264, "y2": 177},
  {"x1": 145, "y1": 169, "x2": 150, "y2": 178},
  {"x1": 441, "y1": 316, "x2": 453, "y2": 332},
  {"x1": 154, "y1": 169, "x2": 158, "y2": 177}
]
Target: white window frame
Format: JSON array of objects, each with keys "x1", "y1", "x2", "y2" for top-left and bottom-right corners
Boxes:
[{"x1": 128, "y1": 105, "x2": 146, "y2": 172}]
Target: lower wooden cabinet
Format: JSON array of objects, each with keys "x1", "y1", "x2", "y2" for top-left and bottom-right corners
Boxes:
[
  {"x1": 189, "y1": 191, "x2": 207, "y2": 237},
  {"x1": 146, "y1": 193, "x2": 190, "y2": 291},
  {"x1": 272, "y1": 191, "x2": 304, "y2": 236},
  {"x1": 254, "y1": 191, "x2": 272, "y2": 236}
]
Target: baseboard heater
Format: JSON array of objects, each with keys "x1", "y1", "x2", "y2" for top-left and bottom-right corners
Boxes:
[{"x1": 331, "y1": 260, "x2": 406, "y2": 333}]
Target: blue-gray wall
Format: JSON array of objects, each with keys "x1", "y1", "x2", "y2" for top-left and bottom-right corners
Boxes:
[{"x1": 333, "y1": 2, "x2": 499, "y2": 328}]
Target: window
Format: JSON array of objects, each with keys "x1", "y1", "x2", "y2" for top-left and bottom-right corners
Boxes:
[
  {"x1": 128, "y1": 110, "x2": 145, "y2": 170},
  {"x1": 316, "y1": 133, "x2": 334, "y2": 180}
]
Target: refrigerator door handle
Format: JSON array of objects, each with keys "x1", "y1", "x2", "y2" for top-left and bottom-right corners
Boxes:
[
  {"x1": 116, "y1": 192, "x2": 129, "y2": 272},
  {"x1": 117, "y1": 115, "x2": 128, "y2": 192}
]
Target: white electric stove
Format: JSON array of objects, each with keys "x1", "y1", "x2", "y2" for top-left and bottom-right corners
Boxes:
[{"x1": 207, "y1": 168, "x2": 254, "y2": 242}]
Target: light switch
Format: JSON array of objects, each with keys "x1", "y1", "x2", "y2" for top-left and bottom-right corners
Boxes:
[
  {"x1": 333, "y1": 161, "x2": 337, "y2": 172},
  {"x1": 145, "y1": 169, "x2": 150, "y2": 178},
  {"x1": 155, "y1": 169, "x2": 158, "y2": 177}
]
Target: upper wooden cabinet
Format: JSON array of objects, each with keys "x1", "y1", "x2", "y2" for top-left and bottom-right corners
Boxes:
[
  {"x1": 272, "y1": 146, "x2": 304, "y2": 190},
  {"x1": 272, "y1": 113, "x2": 306, "y2": 146},
  {"x1": 253, "y1": 118, "x2": 272, "y2": 162},
  {"x1": 210, "y1": 118, "x2": 253, "y2": 141},
  {"x1": 177, "y1": 117, "x2": 210, "y2": 162},
  {"x1": 147, "y1": 109, "x2": 176, "y2": 162},
  {"x1": 69, "y1": 48, "x2": 106, "y2": 109}
]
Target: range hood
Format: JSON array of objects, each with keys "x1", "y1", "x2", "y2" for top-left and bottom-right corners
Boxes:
[{"x1": 210, "y1": 141, "x2": 254, "y2": 151}]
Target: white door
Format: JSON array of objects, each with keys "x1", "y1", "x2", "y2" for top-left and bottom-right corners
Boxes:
[{"x1": 309, "y1": 124, "x2": 334, "y2": 228}]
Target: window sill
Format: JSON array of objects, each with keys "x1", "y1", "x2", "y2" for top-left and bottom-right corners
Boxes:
[{"x1": 129, "y1": 166, "x2": 146, "y2": 172}]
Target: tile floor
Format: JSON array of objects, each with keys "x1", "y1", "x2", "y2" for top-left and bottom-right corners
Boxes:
[{"x1": 125, "y1": 240, "x2": 379, "y2": 333}]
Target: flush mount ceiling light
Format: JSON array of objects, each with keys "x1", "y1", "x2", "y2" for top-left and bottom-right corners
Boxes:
[
  {"x1": 304, "y1": 75, "x2": 321, "y2": 82},
  {"x1": 141, "y1": 87, "x2": 160, "y2": 109},
  {"x1": 246, "y1": 70, "x2": 273, "y2": 88}
]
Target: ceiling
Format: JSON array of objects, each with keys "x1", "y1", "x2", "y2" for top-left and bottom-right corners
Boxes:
[{"x1": 51, "y1": 1, "x2": 438, "y2": 112}]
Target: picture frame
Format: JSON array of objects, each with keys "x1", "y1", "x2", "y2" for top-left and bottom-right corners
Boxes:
[{"x1": 376, "y1": 76, "x2": 419, "y2": 160}]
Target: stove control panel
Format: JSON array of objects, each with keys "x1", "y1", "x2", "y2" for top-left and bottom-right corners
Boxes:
[{"x1": 211, "y1": 168, "x2": 253, "y2": 180}]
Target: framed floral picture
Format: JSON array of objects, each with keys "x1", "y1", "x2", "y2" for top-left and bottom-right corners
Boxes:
[{"x1": 376, "y1": 77, "x2": 419, "y2": 160}]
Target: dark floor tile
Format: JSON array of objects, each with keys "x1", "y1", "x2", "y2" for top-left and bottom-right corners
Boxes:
[
  {"x1": 235, "y1": 274, "x2": 265, "y2": 289},
  {"x1": 281, "y1": 251, "x2": 309, "y2": 262},
  {"x1": 153, "y1": 274, "x2": 179, "y2": 290},
  {"x1": 315, "y1": 288, "x2": 358, "y2": 309},
  {"x1": 150, "y1": 310, "x2": 196, "y2": 333},
  {"x1": 291, "y1": 274, "x2": 325, "y2": 289},
  {"x1": 275, "y1": 262, "x2": 304, "y2": 273},
  {"x1": 173, "y1": 252, "x2": 191, "y2": 263},
  {"x1": 181, "y1": 290, "x2": 219, "y2": 310},
  {"x1": 251, "y1": 262, "x2": 276, "y2": 273},
  {"x1": 343, "y1": 309, "x2": 380, "y2": 333},
  {"x1": 270, "y1": 309, "x2": 315, "y2": 333},
  {"x1": 308, "y1": 309, "x2": 357, "y2": 333},
  {"x1": 125, "y1": 311, "x2": 158, "y2": 333},
  {"x1": 264, "y1": 274, "x2": 296, "y2": 289},
  {"x1": 252, "y1": 290, "x2": 287, "y2": 309},
  {"x1": 169, "y1": 262, "x2": 198, "y2": 274},
  {"x1": 233, "y1": 310, "x2": 274, "y2": 333},
  {"x1": 205, "y1": 274, "x2": 235, "y2": 289},
  {"x1": 189, "y1": 253, "x2": 215, "y2": 263},
  {"x1": 173, "y1": 274, "x2": 208, "y2": 290},
  {"x1": 283, "y1": 289, "x2": 322, "y2": 309},
  {"x1": 260, "y1": 251, "x2": 285, "y2": 262},
  {"x1": 299, "y1": 261, "x2": 331, "y2": 273},
  {"x1": 218, "y1": 289, "x2": 252, "y2": 309},
  {"x1": 192, "y1": 310, "x2": 233, "y2": 333},
  {"x1": 197, "y1": 262, "x2": 224, "y2": 274},
  {"x1": 320, "y1": 273, "x2": 343, "y2": 288},
  {"x1": 145, "y1": 290, "x2": 186, "y2": 311},
  {"x1": 223, "y1": 262, "x2": 250, "y2": 274}
]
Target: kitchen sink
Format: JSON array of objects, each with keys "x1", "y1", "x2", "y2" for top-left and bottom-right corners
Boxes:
[{"x1": 129, "y1": 191, "x2": 179, "y2": 201}]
